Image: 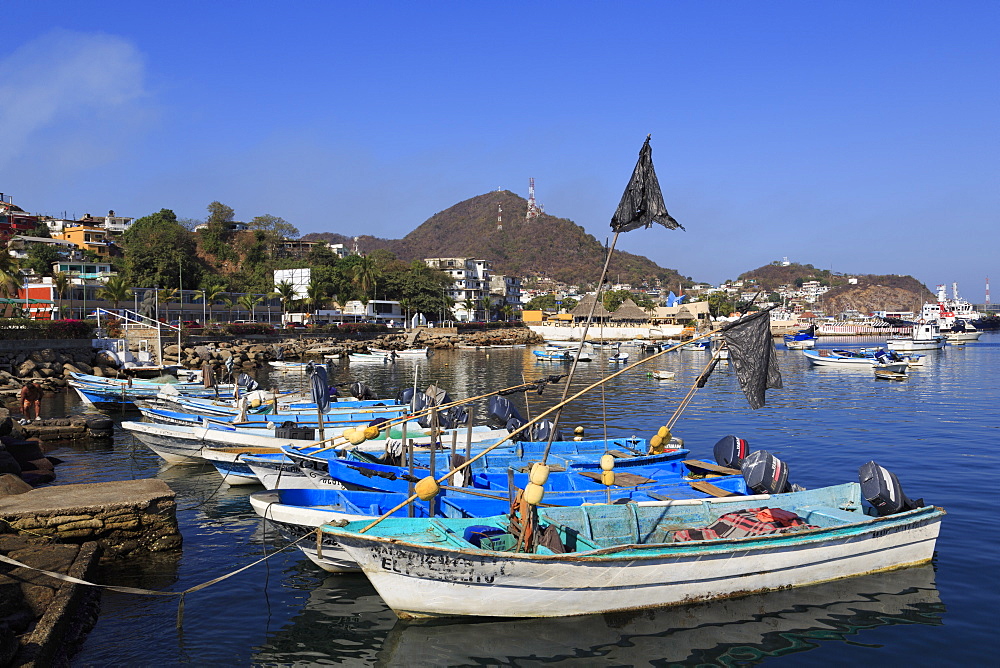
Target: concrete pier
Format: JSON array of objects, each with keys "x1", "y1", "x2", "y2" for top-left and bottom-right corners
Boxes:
[{"x1": 0, "y1": 479, "x2": 181, "y2": 560}]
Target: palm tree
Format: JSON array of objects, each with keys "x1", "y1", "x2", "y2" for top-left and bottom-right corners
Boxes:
[
  {"x1": 238, "y1": 293, "x2": 261, "y2": 321},
  {"x1": 500, "y1": 303, "x2": 515, "y2": 323},
  {"x1": 397, "y1": 297, "x2": 414, "y2": 328},
  {"x1": 96, "y1": 275, "x2": 132, "y2": 311},
  {"x1": 157, "y1": 287, "x2": 178, "y2": 322},
  {"x1": 305, "y1": 278, "x2": 328, "y2": 319},
  {"x1": 352, "y1": 255, "x2": 380, "y2": 302},
  {"x1": 53, "y1": 272, "x2": 70, "y2": 319},
  {"x1": 222, "y1": 296, "x2": 237, "y2": 322},
  {"x1": 204, "y1": 283, "x2": 227, "y2": 323},
  {"x1": 273, "y1": 280, "x2": 297, "y2": 322}
]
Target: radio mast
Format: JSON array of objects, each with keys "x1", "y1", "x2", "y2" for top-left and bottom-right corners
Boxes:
[
  {"x1": 496, "y1": 203, "x2": 503, "y2": 231},
  {"x1": 526, "y1": 177, "x2": 540, "y2": 221}
]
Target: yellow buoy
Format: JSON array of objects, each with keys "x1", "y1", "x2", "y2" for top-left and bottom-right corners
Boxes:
[
  {"x1": 342, "y1": 427, "x2": 356, "y2": 441},
  {"x1": 415, "y1": 476, "x2": 440, "y2": 500},
  {"x1": 362, "y1": 425, "x2": 380, "y2": 440},
  {"x1": 649, "y1": 434, "x2": 663, "y2": 449},
  {"x1": 347, "y1": 429, "x2": 367, "y2": 445},
  {"x1": 657, "y1": 426, "x2": 671, "y2": 440},
  {"x1": 529, "y1": 463, "x2": 549, "y2": 485},
  {"x1": 250, "y1": 396, "x2": 261, "y2": 408},
  {"x1": 524, "y1": 482, "x2": 545, "y2": 505},
  {"x1": 600, "y1": 454, "x2": 615, "y2": 471},
  {"x1": 574, "y1": 426, "x2": 585, "y2": 435},
  {"x1": 573, "y1": 435, "x2": 583, "y2": 441},
  {"x1": 601, "y1": 470, "x2": 615, "y2": 486}
]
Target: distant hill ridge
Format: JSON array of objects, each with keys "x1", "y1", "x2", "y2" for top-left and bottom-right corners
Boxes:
[
  {"x1": 304, "y1": 191, "x2": 686, "y2": 288},
  {"x1": 304, "y1": 193, "x2": 934, "y2": 312}
]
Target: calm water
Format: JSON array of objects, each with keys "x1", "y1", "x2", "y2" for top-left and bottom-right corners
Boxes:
[{"x1": 37, "y1": 335, "x2": 998, "y2": 665}]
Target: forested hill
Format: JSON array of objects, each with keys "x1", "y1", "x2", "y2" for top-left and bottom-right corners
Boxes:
[
  {"x1": 304, "y1": 191, "x2": 685, "y2": 288},
  {"x1": 738, "y1": 262, "x2": 935, "y2": 313}
]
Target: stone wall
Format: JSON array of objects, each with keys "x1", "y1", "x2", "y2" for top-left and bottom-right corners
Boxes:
[{"x1": 0, "y1": 479, "x2": 180, "y2": 562}]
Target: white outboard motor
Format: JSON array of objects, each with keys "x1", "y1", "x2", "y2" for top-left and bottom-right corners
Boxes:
[
  {"x1": 741, "y1": 450, "x2": 791, "y2": 495},
  {"x1": 713, "y1": 435, "x2": 749, "y2": 469},
  {"x1": 858, "y1": 461, "x2": 924, "y2": 516}
]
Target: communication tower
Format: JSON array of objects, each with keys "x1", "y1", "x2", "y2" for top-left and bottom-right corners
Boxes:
[
  {"x1": 526, "y1": 177, "x2": 540, "y2": 221},
  {"x1": 987, "y1": 277, "x2": 991, "y2": 305},
  {"x1": 496, "y1": 203, "x2": 503, "y2": 231}
]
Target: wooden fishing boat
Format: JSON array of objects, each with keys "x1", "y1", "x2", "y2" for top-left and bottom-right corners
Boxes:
[
  {"x1": 370, "y1": 347, "x2": 429, "y2": 357},
  {"x1": 321, "y1": 482, "x2": 944, "y2": 619}
]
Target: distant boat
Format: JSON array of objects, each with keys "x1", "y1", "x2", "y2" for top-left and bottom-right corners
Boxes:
[
  {"x1": 886, "y1": 321, "x2": 946, "y2": 352},
  {"x1": 783, "y1": 326, "x2": 817, "y2": 350}
]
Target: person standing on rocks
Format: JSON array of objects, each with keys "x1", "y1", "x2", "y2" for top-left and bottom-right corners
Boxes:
[{"x1": 19, "y1": 381, "x2": 43, "y2": 422}]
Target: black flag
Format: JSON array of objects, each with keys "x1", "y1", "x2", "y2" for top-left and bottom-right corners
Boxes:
[
  {"x1": 721, "y1": 308, "x2": 782, "y2": 410},
  {"x1": 610, "y1": 135, "x2": 683, "y2": 233}
]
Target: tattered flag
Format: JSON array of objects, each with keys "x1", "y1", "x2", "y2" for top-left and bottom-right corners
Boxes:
[
  {"x1": 610, "y1": 135, "x2": 683, "y2": 233},
  {"x1": 309, "y1": 364, "x2": 330, "y2": 414},
  {"x1": 721, "y1": 307, "x2": 783, "y2": 409}
]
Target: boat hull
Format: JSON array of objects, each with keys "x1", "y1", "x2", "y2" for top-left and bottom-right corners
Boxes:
[{"x1": 332, "y1": 504, "x2": 943, "y2": 619}]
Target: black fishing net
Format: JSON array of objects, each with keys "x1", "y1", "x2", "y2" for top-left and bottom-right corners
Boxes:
[
  {"x1": 610, "y1": 135, "x2": 683, "y2": 233},
  {"x1": 721, "y1": 308, "x2": 782, "y2": 409}
]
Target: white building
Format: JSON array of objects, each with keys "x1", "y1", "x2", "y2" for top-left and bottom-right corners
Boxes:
[
  {"x1": 424, "y1": 257, "x2": 492, "y2": 321},
  {"x1": 342, "y1": 299, "x2": 402, "y2": 324},
  {"x1": 490, "y1": 274, "x2": 523, "y2": 316},
  {"x1": 273, "y1": 268, "x2": 311, "y2": 300}
]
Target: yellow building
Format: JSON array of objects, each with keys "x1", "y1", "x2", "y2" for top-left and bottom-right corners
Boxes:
[{"x1": 57, "y1": 225, "x2": 112, "y2": 257}]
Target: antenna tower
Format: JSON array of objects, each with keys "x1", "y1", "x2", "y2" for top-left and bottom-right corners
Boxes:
[
  {"x1": 526, "y1": 177, "x2": 540, "y2": 221},
  {"x1": 496, "y1": 203, "x2": 503, "y2": 231},
  {"x1": 987, "y1": 276, "x2": 991, "y2": 305}
]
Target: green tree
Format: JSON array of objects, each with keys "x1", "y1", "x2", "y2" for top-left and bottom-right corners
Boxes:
[
  {"x1": 23, "y1": 242, "x2": 62, "y2": 277},
  {"x1": 238, "y1": 293, "x2": 261, "y2": 320},
  {"x1": 96, "y1": 275, "x2": 132, "y2": 310},
  {"x1": 352, "y1": 254, "x2": 381, "y2": 302},
  {"x1": 305, "y1": 278, "x2": 329, "y2": 316},
  {"x1": 53, "y1": 272, "x2": 70, "y2": 319},
  {"x1": 524, "y1": 293, "x2": 560, "y2": 311},
  {"x1": 249, "y1": 214, "x2": 299, "y2": 240},
  {"x1": 200, "y1": 201, "x2": 236, "y2": 261},
  {"x1": 203, "y1": 283, "x2": 228, "y2": 323},
  {"x1": 0, "y1": 252, "x2": 20, "y2": 301},
  {"x1": 121, "y1": 209, "x2": 201, "y2": 290},
  {"x1": 273, "y1": 280, "x2": 298, "y2": 319},
  {"x1": 706, "y1": 292, "x2": 737, "y2": 318}
]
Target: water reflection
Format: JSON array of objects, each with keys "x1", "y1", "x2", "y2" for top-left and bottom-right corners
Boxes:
[{"x1": 373, "y1": 565, "x2": 943, "y2": 666}]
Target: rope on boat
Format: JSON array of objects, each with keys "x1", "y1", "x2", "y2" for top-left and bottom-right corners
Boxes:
[{"x1": 356, "y1": 326, "x2": 724, "y2": 534}]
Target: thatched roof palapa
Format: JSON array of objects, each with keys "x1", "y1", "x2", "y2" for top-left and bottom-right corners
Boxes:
[
  {"x1": 610, "y1": 298, "x2": 650, "y2": 321},
  {"x1": 570, "y1": 293, "x2": 612, "y2": 319}
]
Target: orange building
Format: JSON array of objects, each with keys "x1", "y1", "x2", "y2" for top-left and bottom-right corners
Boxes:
[{"x1": 56, "y1": 225, "x2": 112, "y2": 257}]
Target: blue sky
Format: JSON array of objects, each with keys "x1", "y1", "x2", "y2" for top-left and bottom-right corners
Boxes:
[{"x1": 3, "y1": 1, "x2": 997, "y2": 301}]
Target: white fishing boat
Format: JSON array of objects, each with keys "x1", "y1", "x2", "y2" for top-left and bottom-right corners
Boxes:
[
  {"x1": 321, "y1": 480, "x2": 943, "y2": 619},
  {"x1": 886, "y1": 321, "x2": 946, "y2": 352},
  {"x1": 370, "y1": 347, "x2": 429, "y2": 357}
]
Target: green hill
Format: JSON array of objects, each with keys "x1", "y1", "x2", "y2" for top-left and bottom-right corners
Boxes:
[{"x1": 304, "y1": 191, "x2": 685, "y2": 288}]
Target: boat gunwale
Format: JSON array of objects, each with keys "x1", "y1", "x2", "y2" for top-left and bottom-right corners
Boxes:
[{"x1": 323, "y1": 502, "x2": 945, "y2": 563}]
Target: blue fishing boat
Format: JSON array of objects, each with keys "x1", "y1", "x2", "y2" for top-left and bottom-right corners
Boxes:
[{"x1": 783, "y1": 326, "x2": 817, "y2": 350}]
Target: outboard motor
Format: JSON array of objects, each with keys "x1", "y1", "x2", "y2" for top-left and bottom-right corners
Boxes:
[
  {"x1": 713, "y1": 435, "x2": 749, "y2": 469},
  {"x1": 512, "y1": 419, "x2": 563, "y2": 443},
  {"x1": 485, "y1": 395, "x2": 525, "y2": 430},
  {"x1": 349, "y1": 381, "x2": 375, "y2": 400},
  {"x1": 741, "y1": 450, "x2": 792, "y2": 495},
  {"x1": 858, "y1": 461, "x2": 924, "y2": 516},
  {"x1": 396, "y1": 387, "x2": 415, "y2": 406}
]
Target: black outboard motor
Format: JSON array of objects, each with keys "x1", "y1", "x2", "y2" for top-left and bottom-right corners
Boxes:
[
  {"x1": 741, "y1": 450, "x2": 792, "y2": 495},
  {"x1": 858, "y1": 461, "x2": 924, "y2": 516},
  {"x1": 512, "y1": 419, "x2": 563, "y2": 443},
  {"x1": 350, "y1": 381, "x2": 376, "y2": 400},
  {"x1": 485, "y1": 395, "x2": 525, "y2": 430},
  {"x1": 713, "y1": 435, "x2": 749, "y2": 469},
  {"x1": 396, "y1": 387, "x2": 415, "y2": 406}
]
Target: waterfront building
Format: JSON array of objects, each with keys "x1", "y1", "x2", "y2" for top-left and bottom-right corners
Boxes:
[{"x1": 424, "y1": 257, "x2": 492, "y2": 322}]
